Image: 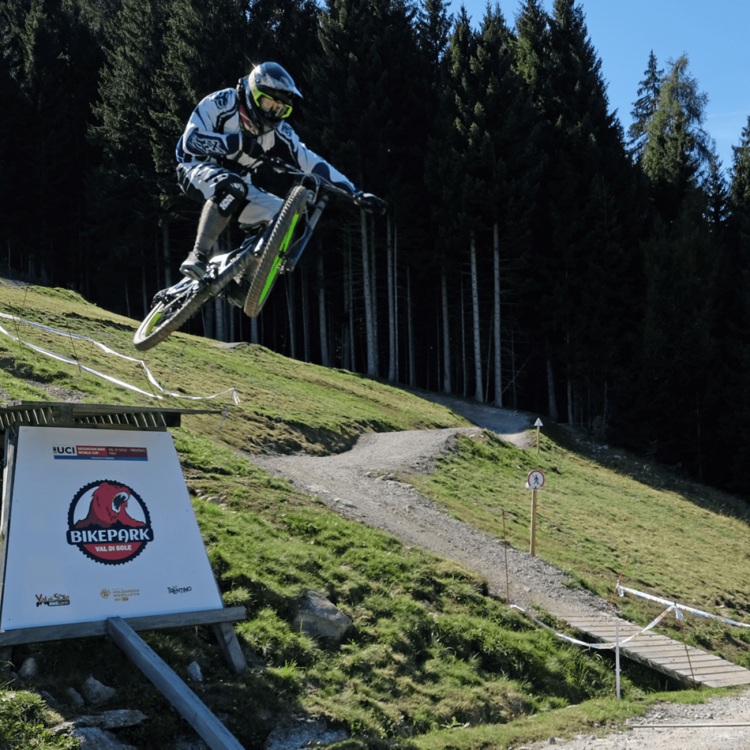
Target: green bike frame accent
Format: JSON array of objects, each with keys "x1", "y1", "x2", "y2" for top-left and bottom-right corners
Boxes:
[
  {"x1": 258, "y1": 214, "x2": 302, "y2": 308},
  {"x1": 144, "y1": 311, "x2": 162, "y2": 334}
]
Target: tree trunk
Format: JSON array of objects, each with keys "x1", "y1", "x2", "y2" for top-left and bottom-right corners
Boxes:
[
  {"x1": 250, "y1": 315, "x2": 259, "y2": 345},
  {"x1": 567, "y1": 378, "x2": 574, "y2": 424},
  {"x1": 394, "y1": 225, "x2": 399, "y2": 382},
  {"x1": 547, "y1": 357, "x2": 559, "y2": 421},
  {"x1": 343, "y1": 245, "x2": 352, "y2": 371},
  {"x1": 301, "y1": 267, "x2": 310, "y2": 362},
  {"x1": 215, "y1": 298, "x2": 225, "y2": 342},
  {"x1": 204, "y1": 301, "x2": 214, "y2": 341},
  {"x1": 360, "y1": 209, "x2": 377, "y2": 376},
  {"x1": 371, "y1": 219, "x2": 379, "y2": 373},
  {"x1": 441, "y1": 265, "x2": 452, "y2": 394},
  {"x1": 287, "y1": 274, "x2": 297, "y2": 360},
  {"x1": 460, "y1": 277, "x2": 467, "y2": 397},
  {"x1": 407, "y1": 264, "x2": 416, "y2": 387},
  {"x1": 317, "y1": 253, "x2": 330, "y2": 367},
  {"x1": 387, "y1": 216, "x2": 396, "y2": 381},
  {"x1": 162, "y1": 220, "x2": 171, "y2": 288},
  {"x1": 470, "y1": 232, "x2": 484, "y2": 402},
  {"x1": 493, "y1": 223, "x2": 502, "y2": 407},
  {"x1": 141, "y1": 259, "x2": 148, "y2": 319}
]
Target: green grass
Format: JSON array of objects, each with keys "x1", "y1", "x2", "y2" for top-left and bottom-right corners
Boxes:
[
  {"x1": 408, "y1": 428, "x2": 750, "y2": 663},
  {"x1": 1, "y1": 283, "x2": 748, "y2": 748},
  {"x1": 0, "y1": 691, "x2": 78, "y2": 749}
]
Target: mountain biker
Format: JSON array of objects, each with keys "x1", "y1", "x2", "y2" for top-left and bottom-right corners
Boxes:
[{"x1": 175, "y1": 62, "x2": 384, "y2": 303}]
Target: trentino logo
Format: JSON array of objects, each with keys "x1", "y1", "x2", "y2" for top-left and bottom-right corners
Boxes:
[{"x1": 66, "y1": 481, "x2": 153, "y2": 565}]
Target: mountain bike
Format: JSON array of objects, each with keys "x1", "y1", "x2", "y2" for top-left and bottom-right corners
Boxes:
[{"x1": 133, "y1": 160, "x2": 385, "y2": 351}]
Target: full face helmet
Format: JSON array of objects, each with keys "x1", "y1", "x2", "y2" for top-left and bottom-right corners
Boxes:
[{"x1": 237, "y1": 62, "x2": 303, "y2": 134}]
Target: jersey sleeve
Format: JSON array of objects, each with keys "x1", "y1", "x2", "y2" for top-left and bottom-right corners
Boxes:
[
  {"x1": 272, "y1": 122, "x2": 357, "y2": 193},
  {"x1": 178, "y1": 89, "x2": 243, "y2": 161}
]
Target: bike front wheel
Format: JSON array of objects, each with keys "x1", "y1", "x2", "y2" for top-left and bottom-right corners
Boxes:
[
  {"x1": 133, "y1": 282, "x2": 212, "y2": 351},
  {"x1": 243, "y1": 185, "x2": 308, "y2": 318}
]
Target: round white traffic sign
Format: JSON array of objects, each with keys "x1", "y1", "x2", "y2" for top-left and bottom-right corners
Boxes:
[{"x1": 527, "y1": 470, "x2": 545, "y2": 489}]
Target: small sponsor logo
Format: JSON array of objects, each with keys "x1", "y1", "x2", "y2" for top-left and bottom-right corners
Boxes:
[
  {"x1": 113, "y1": 588, "x2": 140, "y2": 602},
  {"x1": 168, "y1": 586, "x2": 193, "y2": 595},
  {"x1": 219, "y1": 194, "x2": 234, "y2": 211},
  {"x1": 100, "y1": 589, "x2": 111, "y2": 599},
  {"x1": 66, "y1": 481, "x2": 154, "y2": 565},
  {"x1": 53, "y1": 445, "x2": 148, "y2": 461},
  {"x1": 35, "y1": 593, "x2": 70, "y2": 608}
]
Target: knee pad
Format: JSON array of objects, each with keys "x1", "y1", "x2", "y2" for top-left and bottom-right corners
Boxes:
[{"x1": 211, "y1": 175, "x2": 248, "y2": 217}]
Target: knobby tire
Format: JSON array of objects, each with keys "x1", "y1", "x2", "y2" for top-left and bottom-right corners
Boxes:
[
  {"x1": 133, "y1": 243, "x2": 259, "y2": 350},
  {"x1": 244, "y1": 185, "x2": 308, "y2": 318},
  {"x1": 133, "y1": 283, "x2": 212, "y2": 351}
]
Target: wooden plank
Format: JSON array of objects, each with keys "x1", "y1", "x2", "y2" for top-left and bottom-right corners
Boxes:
[
  {"x1": 0, "y1": 607, "x2": 246, "y2": 646},
  {"x1": 672, "y1": 664, "x2": 750, "y2": 677},
  {"x1": 552, "y1": 606, "x2": 750, "y2": 688},
  {"x1": 212, "y1": 622, "x2": 248, "y2": 675},
  {"x1": 107, "y1": 617, "x2": 244, "y2": 750},
  {"x1": 703, "y1": 674, "x2": 750, "y2": 687},
  {"x1": 0, "y1": 403, "x2": 223, "y2": 435}
]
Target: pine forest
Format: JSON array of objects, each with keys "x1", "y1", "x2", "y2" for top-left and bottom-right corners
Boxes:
[{"x1": 3, "y1": 0, "x2": 750, "y2": 496}]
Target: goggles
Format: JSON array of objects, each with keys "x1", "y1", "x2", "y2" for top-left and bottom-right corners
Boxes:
[{"x1": 257, "y1": 93, "x2": 293, "y2": 119}]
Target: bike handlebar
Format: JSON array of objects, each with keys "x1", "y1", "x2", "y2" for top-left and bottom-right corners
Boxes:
[{"x1": 261, "y1": 157, "x2": 387, "y2": 212}]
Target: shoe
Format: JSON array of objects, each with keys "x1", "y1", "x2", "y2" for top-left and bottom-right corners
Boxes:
[
  {"x1": 180, "y1": 250, "x2": 208, "y2": 281},
  {"x1": 225, "y1": 278, "x2": 250, "y2": 308}
]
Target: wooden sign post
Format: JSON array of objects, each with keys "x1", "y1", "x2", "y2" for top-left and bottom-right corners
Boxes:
[{"x1": 526, "y1": 470, "x2": 545, "y2": 556}]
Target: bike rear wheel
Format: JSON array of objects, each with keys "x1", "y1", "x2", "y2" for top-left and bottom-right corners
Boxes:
[
  {"x1": 244, "y1": 185, "x2": 308, "y2": 318},
  {"x1": 133, "y1": 283, "x2": 212, "y2": 351}
]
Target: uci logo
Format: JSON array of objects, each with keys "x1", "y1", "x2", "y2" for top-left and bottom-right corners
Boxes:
[{"x1": 53, "y1": 446, "x2": 76, "y2": 455}]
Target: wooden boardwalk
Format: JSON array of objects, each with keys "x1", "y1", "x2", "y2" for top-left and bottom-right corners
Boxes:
[{"x1": 547, "y1": 608, "x2": 750, "y2": 689}]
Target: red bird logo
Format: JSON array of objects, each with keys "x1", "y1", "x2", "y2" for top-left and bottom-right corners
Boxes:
[{"x1": 75, "y1": 482, "x2": 145, "y2": 529}]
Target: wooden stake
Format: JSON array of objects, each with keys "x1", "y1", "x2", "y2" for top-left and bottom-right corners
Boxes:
[{"x1": 530, "y1": 488, "x2": 537, "y2": 556}]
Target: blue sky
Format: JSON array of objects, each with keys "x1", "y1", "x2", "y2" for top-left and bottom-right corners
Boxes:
[{"x1": 458, "y1": 0, "x2": 750, "y2": 174}]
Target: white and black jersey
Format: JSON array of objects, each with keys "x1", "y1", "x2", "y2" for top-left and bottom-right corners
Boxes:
[{"x1": 176, "y1": 87, "x2": 355, "y2": 193}]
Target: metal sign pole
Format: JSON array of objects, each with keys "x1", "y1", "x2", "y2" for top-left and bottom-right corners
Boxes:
[{"x1": 616, "y1": 618, "x2": 621, "y2": 700}]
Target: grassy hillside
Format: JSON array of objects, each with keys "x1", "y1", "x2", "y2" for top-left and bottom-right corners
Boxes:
[{"x1": 0, "y1": 283, "x2": 747, "y2": 750}]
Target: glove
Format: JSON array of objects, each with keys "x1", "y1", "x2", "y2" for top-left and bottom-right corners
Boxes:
[{"x1": 354, "y1": 192, "x2": 387, "y2": 214}]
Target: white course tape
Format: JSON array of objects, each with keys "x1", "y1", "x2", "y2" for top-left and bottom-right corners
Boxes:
[
  {"x1": 617, "y1": 585, "x2": 750, "y2": 630},
  {"x1": 0, "y1": 312, "x2": 240, "y2": 405},
  {"x1": 510, "y1": 604, "x2": 675, "y2": 650}
]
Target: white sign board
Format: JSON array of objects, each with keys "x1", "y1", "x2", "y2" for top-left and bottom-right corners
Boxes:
[
  {"x1": 1, "y1": 426, "x2": 223, "y2": 630},
  {"x1": 527, "y1": 470, "x2": 545, "y2": 489}
]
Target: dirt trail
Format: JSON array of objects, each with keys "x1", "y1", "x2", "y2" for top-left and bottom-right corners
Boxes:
[{"x1": 251, "y1": 396, "x2": 750, "y2": 750}]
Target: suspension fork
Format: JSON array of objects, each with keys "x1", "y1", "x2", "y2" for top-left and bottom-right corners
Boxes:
[{"x1": 282, "y1": 193, "x2": 329, "y2": 272}]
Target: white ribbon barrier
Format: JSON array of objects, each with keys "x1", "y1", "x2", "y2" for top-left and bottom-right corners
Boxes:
[
  {"x1": 510, "y1": 603, "x2": 675, "y2": 650},
  {"x1": 0, "y1": 311, "x2": 240, "y2": 405},
  {"x1": 617, "y1": 585, "x2": 750, "y2": 630}
]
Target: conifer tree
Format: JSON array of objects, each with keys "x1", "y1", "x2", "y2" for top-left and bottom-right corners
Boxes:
[
  {"x1": 628, "y1": 50, "x2": 662, "y2": 161},
  {"x1": 515, "y1": 0, "x2": 634, "y2": 425},
  {"x1": 88, "y1": 0, "x2": 167, "y2": 305},
  {"x1": 150, "y1": 0, "x2": 247, "y2": 287},
  {"x1": 307, "y1": 0, "x2": 421, "y2": 376},
  {"x1": 703, "y1": 151, "x2": 729, "y2": 237},
  {"x1": 0, "y1": 0, "x2": 104, "y2": 286},
  {"x1": 642, "y1": 55, "x2": 711, "y2": 219}
]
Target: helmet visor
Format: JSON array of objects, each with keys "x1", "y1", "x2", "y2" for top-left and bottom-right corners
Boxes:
[{"x1": 258, "y1": 94, "x2": 293, "y2": 119}]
